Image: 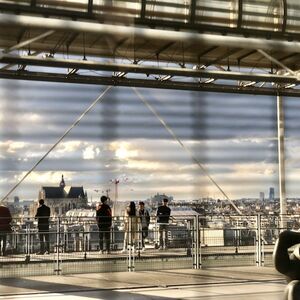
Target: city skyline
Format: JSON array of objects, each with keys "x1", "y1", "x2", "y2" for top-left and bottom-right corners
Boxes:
[{"x1": 1, "y1": 79, "x2": 300, "y2": 202}]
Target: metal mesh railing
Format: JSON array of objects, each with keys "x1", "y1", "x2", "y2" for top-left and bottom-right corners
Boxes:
[{"x1": 0, "y1": 214, "x2": 297, "y2": 277}]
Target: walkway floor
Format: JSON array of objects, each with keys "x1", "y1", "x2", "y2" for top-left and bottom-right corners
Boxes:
[{"x1": 0, "y1": 266, "x2": 286, "y2": 299}]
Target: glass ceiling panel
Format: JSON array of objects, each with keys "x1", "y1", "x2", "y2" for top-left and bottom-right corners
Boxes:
[
  {"x1": 145, "y1": 0, "x2": 191, "y2": 23},
  {"x1": 195, "y1": 0, "x2": 238, "y2": 28},
  {"x1": 93, "y1": 0, "x2": 141, "y2": 18},
  {"x1": 0, "y1": 0, "x2": 30, "y2": 4},
  {"x1": 242, "y1": 0, "x2": 283, "y2": 32},
  {"x1": 286, "y1": 1, "x2": 300, "y2": 34},
  {"x1": 36, "y1": 0, "x2": 89, "y2": 12}
]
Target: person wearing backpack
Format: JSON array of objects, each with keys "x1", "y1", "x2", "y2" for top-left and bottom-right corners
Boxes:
[{"x1": 96, "y1": 196, "x2": 112, "y2": 254}]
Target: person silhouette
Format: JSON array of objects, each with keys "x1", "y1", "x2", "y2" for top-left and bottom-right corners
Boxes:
[{"x1": 273, "y1": 230, "x2": 300, "y2": 299}]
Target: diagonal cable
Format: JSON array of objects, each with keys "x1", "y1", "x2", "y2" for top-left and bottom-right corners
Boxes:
[
  {"x1": 0, "y1": 86, "x2": 112, "y2": 203},
  {"x1": 132, "y1": 87, "x2": 242, "y2": 215}
]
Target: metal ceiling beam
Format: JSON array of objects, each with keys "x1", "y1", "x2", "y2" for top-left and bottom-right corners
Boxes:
[
  {"x1": 1, "y1": 30, "x2": 55, "y2": 54},
  {"x1": 0, "y1": 69, "x2": 299, "y2": 97},
  {"x1": 257, "y1": 49, "x2": 296, "y2": 76},
  {"x1": 0, "y1": 54, "x2": 298, "y2": 84},
  {"x1": 1, "y1": 13, "x2": 300, "y2": 53}
]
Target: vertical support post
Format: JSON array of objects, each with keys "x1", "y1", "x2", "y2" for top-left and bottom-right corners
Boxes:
[
  {"x1": 55, "y1": 217, "x2": 61, "y2": 275},
  {"x1": 193, "y1": 215, "x2": 201, "y2": 269},
  {"x1": 237, "y1": 0, "x2": 243, "y2": 29},
  {"x1": 88, "y1": 0, "x2": 93, "y2": 15},
  {"x1": 190, "y1": 0, "x2": 196, "y2": 25},
  {"x1": 256, "y1": 214, "x2": 262, "y2": 266},
  {"x1": 127, "y1": 217, "x2": 135, "y2": 272},
  {"x1": 25, "y1": 223, "x2": 30, "y2": 259},
  {"x1": 141, "y1": 0, "x2": 146, "y2": 19},
  {"x1": 277, "y1": 93, "x2": 287, "y2": 230}
]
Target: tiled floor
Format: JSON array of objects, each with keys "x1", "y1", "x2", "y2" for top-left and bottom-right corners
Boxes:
[{"x1": 0, "y1": 266, "x2": 286, "y2": 299}]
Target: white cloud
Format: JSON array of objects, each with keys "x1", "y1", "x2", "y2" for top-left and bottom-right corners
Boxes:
[
  {"x1": 15, "y1": 171, "x2": 75, "y2": 185},
  {"x1": 56, "y1": 141, "x2": 82, "y2": 153},
  {"x1": 5, "y1": 141, "x2": 27, "y2": 153},
  {"x1": 26, "y1": 113, "x2": 42, "y2": 123},
  {"x1": 83, "y1": 145, "x2": 100, "y2": 160},
  {"x1": 109, "y1": 141, "x2": 139, "y2": 160}
]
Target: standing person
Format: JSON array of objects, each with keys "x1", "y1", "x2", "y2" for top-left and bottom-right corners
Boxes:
[
  {"x1": 96, "y1": 195, "x2": 112, "y2": 254},
  {"x1": 138, "y1": 201, "x2": 150, "y2": 251},
  {"x1": 0, "y1": 203, "x2": 12, "y2": 256},
  {"x1": 35, "y1": 199, "x2": 51, "y2": 254},
  {"x1": 122, "y1": 201, "x2": 139, "y2": 252},
  {"x1": 156, "y1": 198, "x2": 171, "y2": 250}
]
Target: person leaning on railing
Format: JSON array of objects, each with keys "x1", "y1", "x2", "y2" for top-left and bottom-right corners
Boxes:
[
  {"x1": 35, "y1": 199, "x2": 51, "y2": 255},
  {"x1": 0, "y1": 203, "x2": 12, "y2": 256},
  {"x1": 96, "y1": 195, "x2": 112, "y2": 254},
  {"x1": 156, "y1": 198, "x2": 171, "y2": 250},
  {"x1": 273, "y1": 230, "x2": 300, "y2": 299},
  {"x1": 122, "y1": 201, "x2": 140, "y2": 253}
]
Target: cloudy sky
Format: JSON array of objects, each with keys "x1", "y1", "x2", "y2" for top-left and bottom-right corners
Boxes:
[{"x1": 0, "y1": 78, "x2": 300, "y2": 202}]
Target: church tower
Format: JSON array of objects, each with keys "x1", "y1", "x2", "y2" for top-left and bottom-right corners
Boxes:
[{"x1": 59, "y1": 174, "x2": 66, "y2": 188}]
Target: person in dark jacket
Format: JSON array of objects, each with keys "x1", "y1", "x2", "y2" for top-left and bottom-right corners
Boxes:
[
  {"x1": 156, "y1": 198, "x2": 171, "y2": 250},
  {"x1": 138, "y1": 201, "x2": 150, "y2": 251},
  {"x1": 35, "y1": 199, "x2": 51, "y2": 254},
  {"x1": 273, "y1": 230, "x2": 300, "y2": 299},
  {"x1": 96, "y1": 195, "x2": 112, "y2": 254},
  {"x1": 0, "y1": 204, "x2": 12, "y2": 256}
]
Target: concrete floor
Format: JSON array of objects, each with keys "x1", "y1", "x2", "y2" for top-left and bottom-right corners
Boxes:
[{"x1": 0, "y1": 266, "x2": 286, "y2": 299}]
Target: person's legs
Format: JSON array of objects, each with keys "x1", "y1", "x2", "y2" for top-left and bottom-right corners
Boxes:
[
  {"x1": 2, "y1": 234, "x2": 7, "y2": 255},
  {"x1": 164, "y1": 225, "x2": 168, "y2": 248},
  {"x1": 159, "y1": 225, "x2": 163, "y2": 248},
  {"x1": 104, "y1": 229, "x2": 110, "y2": 252},
  {"x1": 141, "y1": 229, "x2": 146, "y2": 248},
  {"x1": 159, "y1": 224, "x2": 168, "y2": 249},
  {"x1": 38, "y1": 232, "x2": 45, "y2": 253},
  {"x1": 0, "y1": 234, "x2": 2, "y2": 255},
  {"x1": 44, "y1": 231, "x2": 50, "y2": 253},
  {"x1": 99, "y1": 230, "x2": 104, "y2": 251}
]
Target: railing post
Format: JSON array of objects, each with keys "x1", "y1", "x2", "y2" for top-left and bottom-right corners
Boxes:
[
  {"x1": 256, "y1": 214, "x2": 262, "y2": 267},
  {"x1": 141, "y1": 0, "x2": 146, "y2": 19},
  {"x1": 25, "y1": 223, "x2": 31, "y2": 262},
  {"x1": 88, "y1": 0, "x2": 93, "y2": 15},
  {"x1": 55, "y1": 217, "x2": 62, "y2": 275},
  {"x1": 190, "y1": 0, "x2": 196, "y2": 25},
  {"x1": 193, "y1": 215, "x2": 201, "y2": 269},
  {"x1": 127, "y1": 217, "x2": 135, "y2": 272}
]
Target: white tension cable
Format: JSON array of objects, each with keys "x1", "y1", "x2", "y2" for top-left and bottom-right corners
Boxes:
[
  {"x1": 0, "y1": 86, "x2": 112, "y2": 203},
  {"x1": 132, "y1": 87, "x2": 242, "y2": 215}
]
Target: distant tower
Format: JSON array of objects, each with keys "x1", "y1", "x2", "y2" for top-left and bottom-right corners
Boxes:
[
  {"x1": 269, "y1": 187, "x2": 275, "y2": 201},
  {"x1": 60, "y1": 174, "x2": 66, "y2": 188},
  {"x1": 259, "y1": 192, "x2": 265, "y2": 202},
  {"x1": 14, "y1": 196, "x2": 20, "y2": 204}
]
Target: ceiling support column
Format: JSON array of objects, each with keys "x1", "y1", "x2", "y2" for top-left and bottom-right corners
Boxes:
[{"x1": 277, "y1": 93, "x2": 287, "y2": 229}]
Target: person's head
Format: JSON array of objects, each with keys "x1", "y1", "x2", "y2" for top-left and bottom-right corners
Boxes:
[
  {"x1": 39, "y1": 199, "x2": 44, "y2": 206},
  {"x1": 162, "y1": 198, "x2": 168, "y2": 206},
  {"x1": 128, "y1": 201, "x2": 136, "y2": 216},
  {"x1": 101, "y1": 195, "x2": 108, "y2": 204},
  {"x1": 96, "y1": 202, "x2": 101, "y2": 210},
  {"x1": 139, "y1": 201, "x2": 145, "y2": 209}
]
